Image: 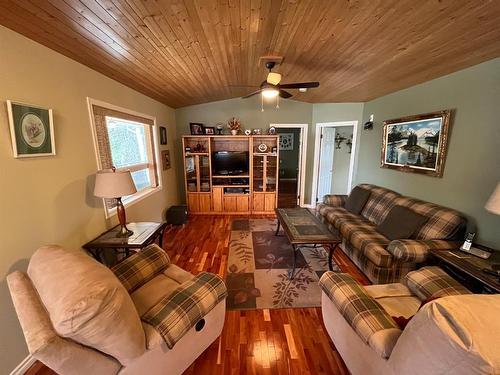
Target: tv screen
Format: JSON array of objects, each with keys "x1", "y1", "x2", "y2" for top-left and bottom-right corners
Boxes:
[{"x1": 212, "y1": 151, "x2": 249, "y2": 175}]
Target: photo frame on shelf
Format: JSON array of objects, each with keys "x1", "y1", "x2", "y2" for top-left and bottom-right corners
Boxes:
[
  {"x1": 7, "y1": 100, "x2": 56, "y2": 158},
  {"x1": 189, "y1": 122, "x2": 204, "y2": 135},
  {"x1": 204, "y1": 126, "x2": 215, "y2": 135},
  {"x1": 159, "y1": 126, "x2": 167, "y2": 145},
  {"x1": 381, "y1": 110, "x2": 452, "y2": 177}
]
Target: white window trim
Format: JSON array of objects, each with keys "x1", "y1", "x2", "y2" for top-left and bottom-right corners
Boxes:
[{"x1": 87, "y1": 97, "x2": 163, "y2": 219}]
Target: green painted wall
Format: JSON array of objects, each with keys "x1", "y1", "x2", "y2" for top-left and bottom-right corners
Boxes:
[{"x1": 357, "y1": 58, "x2": 500, "y2": 248}]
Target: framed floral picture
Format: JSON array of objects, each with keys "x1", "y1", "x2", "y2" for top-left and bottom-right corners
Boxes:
[
  {"x1": 7, "y1": 100, "x2": 55, "y2": 158},
  {"x1": 381, "y1": 110, "x2": 452, "y2": 177}
]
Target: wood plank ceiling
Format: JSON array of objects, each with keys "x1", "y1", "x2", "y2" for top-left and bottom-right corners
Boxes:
[{"x1": 1, "y1": 0, "x2": 499, "y2": 108}]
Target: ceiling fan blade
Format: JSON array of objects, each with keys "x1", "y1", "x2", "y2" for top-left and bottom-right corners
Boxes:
[
  {"x1": 242, "y1": 89, "x2": 262, "y2": 98},
  {"x1": 279, "y1": 89, "x2": 293, "y2": 99},
  {"x1": 279, "y1": 81, "x2": 320, "y2": 89}
]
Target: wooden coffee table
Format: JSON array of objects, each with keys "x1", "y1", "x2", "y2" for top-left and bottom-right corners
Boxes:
[{"x1": 275, "y1": 208, "x2": 341, "y2": 279}]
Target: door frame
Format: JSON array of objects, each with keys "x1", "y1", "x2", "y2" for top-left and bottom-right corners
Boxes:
[
  {"x1": 269, "y1": 123, "x2": 308, "y2": 207},
  {"x1": 311, "y1": 121, "x2": 358, "y2": 206}
]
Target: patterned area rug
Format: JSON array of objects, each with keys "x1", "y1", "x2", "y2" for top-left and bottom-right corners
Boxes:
[{"x1": 226, "y1": 218, "x2": 340, "y2": 310}]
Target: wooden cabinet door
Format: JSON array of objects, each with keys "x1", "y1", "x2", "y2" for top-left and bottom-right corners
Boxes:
[
  {"x1": 264, "y1": 193, "x2": 276, "y2": 212},
  {"x1": 212, "y1": 187, "x2": 223, "y2": 212},
  {"x1": 224, "y1": 196, "x2": 237, "y2": 212},
  {"x1": 199, "y1": 194, "x2": 211, "y2": 212},
  {"x1": 236, "y1": 195, "x2": 249, "y2": 212},
  {"x1": 253, "y1": 193, "x2": 265, "y2": 211},
  {"x1": 187, "y1": 193, "x2": 199, "y2": 212}
]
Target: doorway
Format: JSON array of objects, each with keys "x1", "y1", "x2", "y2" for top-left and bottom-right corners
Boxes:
[
  {"x1": 312, "y1": 121, "x2": 358, "y2": 205},
  {"x1": 269, "y1": 123, "x2": 308, "y2": 208}
]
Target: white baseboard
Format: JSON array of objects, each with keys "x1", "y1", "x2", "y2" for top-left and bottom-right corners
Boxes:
[
  {"x1": 301, "y1": 204, "x2": 315, "y2": 209},
  {"x1": 10, "y1": 355, "x2": 35, "y2": 375}
]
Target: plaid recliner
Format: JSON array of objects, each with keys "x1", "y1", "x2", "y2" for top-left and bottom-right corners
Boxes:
[
  {"x1": 316, "y1": 184, "x2": 466, "y2": 284},
  {"x1": 319, "y1": 267, "x2": 471, "y2": 360},
  {"x1": 112, "y1": 244, "x2": 228, "y2": 348}
]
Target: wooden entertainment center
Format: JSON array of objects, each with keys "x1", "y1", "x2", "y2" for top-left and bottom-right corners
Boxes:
[{"x1": 182, "y1": 135, "x2": 279, "y2": 214}]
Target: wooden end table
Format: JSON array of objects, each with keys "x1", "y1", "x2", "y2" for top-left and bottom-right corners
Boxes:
[
  {"x1": 275, "y1": 208, "x2": 341, "y2": 279},
  {"x1": 429, "y1": 247, "x2": 500, "y2": 294},
  {"x1": 83, "y1": 222, "x2": 167, "y2": 266}
]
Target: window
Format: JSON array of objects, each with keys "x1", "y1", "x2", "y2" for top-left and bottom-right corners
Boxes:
[{"x1": 88, "y1": 99, "x2": 161, "y2": 216}]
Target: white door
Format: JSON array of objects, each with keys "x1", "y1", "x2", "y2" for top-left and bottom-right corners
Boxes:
[{"x1": 317, "y1": 127, "x2": 336, "y2": 203}]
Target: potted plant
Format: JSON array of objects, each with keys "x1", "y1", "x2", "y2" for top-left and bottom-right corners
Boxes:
[{"x1": 227, "y1": 117, "x2": 241, "y2": 135}]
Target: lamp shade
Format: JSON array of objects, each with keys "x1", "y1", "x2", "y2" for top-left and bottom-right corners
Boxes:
[
  {"x1": 485, "y1": 183, "x2": 500, "y2": 215},
  {"x1": 94, "y1": 169, "x2": 137, "y2": 198}
]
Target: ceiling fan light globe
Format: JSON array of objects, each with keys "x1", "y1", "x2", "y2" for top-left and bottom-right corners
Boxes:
[
  {"x1": 262, "y1": 88, "x2": 279, "y2": 98},
  {"x1": 267, "y1": 72, "x2": 281, "y2": 85}
]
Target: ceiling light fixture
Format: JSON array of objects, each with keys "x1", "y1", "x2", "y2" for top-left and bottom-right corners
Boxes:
[
  {"x1": 262, "y1": 87, "x2": 279, "y2": 98},
  {"x1": 299, "y1": 87, "x2": 307, "y2": 92}
]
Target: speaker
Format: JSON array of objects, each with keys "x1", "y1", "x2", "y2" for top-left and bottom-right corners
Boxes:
[{"x1": 166, "y1": 205, "x2": 188, "y2": 225}]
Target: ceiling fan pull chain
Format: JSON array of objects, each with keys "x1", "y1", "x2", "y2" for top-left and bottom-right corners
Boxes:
[
  {"x1": 276, "y1": 95, "x2": 280, "y2": 109},
  {"x1": 261, "y1": 94, "x2": 264, "y2": 112}
]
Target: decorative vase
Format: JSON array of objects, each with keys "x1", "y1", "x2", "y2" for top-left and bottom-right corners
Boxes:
[{"x1": 231, "y1": 129, "x2": 238, "y2": 135}]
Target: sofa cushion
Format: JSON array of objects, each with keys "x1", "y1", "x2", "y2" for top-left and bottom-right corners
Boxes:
[
  {"x1": 376, "y1": 206, "x2": 428, "y2": 240},
  {"x1": 359, "y1": 184, "x2": 401, "y2": 225},
  {"x1": 131, "y1": 273, "x2": 183, "y2": 316},
  {"x1": 27, "y1": 245, "x2": 145, "y2": 365},
  {"x1": 393, "y1": 196, "x2": 465, "y2": 240},
  {"x1": 130, "y1": 264, "x2": 194, "y2": 316},
  {"x1": 318, "y1": 206, "x2": 364, "y2": 229},
  {"x1": 365, "y1": 283, "x2": 421, "y2": 319},
  {"x1": 338, "y1": 221, "x2": 392, "y2": 267},
  {"x1": 403, "y1": 266, "x2": 471, "y2": 301},
  {"x1": 112, "y1": 244, "x2": 170, "y2": 293},
  {"x1": 345, "y1": 186, "x2": 371, "y2": 214}
]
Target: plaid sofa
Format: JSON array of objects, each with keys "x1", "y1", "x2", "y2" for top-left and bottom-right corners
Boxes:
[{"x1": 317, "y1": 184, "x2": 466, "y2": 284}]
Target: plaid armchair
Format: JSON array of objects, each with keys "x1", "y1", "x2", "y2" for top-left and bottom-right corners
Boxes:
[
  {"x1": 8, "y1": 244, "x2": 227, "y2": 375},
  {"x1": 316, "y1": 184, "x2": 466, "y2": 284},
  {"x1": 319, "y1": 267, "x2": 500, "y2": 375}
]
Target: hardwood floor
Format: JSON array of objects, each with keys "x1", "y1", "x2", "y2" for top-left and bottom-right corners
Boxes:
[{"x1": 28, "y1": 215, "x2": 369, "y2": 375}]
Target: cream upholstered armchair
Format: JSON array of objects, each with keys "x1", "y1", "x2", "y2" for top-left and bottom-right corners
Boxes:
[
  {"x1": 319, "y1": 266, "x2": 500, "y2": 375},
  {"x1": 7, "y1": 244, "x2": 227, "y2": 375}
]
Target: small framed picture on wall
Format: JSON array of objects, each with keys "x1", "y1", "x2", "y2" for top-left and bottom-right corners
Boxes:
[
  {"x1": 161, "y1": 150, "x2": 171, "y2": 170},
  {"x1": 7, "y1": 100, "x2": 56, "y2": 158},
  {"x1": 159, "y1": 126, "x2": 167, "y2": 145}
]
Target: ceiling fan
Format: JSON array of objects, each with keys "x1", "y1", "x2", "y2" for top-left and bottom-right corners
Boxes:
[{"x1": 241, "y1": 61, "x2": 320, "y2": 99}]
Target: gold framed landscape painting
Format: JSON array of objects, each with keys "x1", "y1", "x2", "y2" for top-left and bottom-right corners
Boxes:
[
  {"x1": 7, "y1": 100, "x2": 55, "y2": 158},
  {"x1": 381, "y1": 110, "x2": 452, "y2": 177}
]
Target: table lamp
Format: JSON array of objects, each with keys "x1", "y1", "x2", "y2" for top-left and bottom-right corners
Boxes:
[
  {"x1": 485, "y1": 182, "x2": 500, "y2": 215},
  {"x1": 94, "y1": 168, "x2": 137, "y2": 237}
]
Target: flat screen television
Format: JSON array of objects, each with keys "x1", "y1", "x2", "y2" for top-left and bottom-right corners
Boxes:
[{"x1": 212, "y1": 151, "x2": 249, "y2": 175}]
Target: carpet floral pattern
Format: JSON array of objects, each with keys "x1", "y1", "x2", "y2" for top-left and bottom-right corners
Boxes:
[{"x1": 226, "y1": 218, "x2": 340, "y2": 310}]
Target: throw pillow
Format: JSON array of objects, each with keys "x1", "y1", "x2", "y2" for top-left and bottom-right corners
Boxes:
[
  {"x1": 377, "y1": 205, "x2": 428, "y2": 240},
  {"x1": 345, "y1": 186, "x2": 371, "y2": 214}
]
